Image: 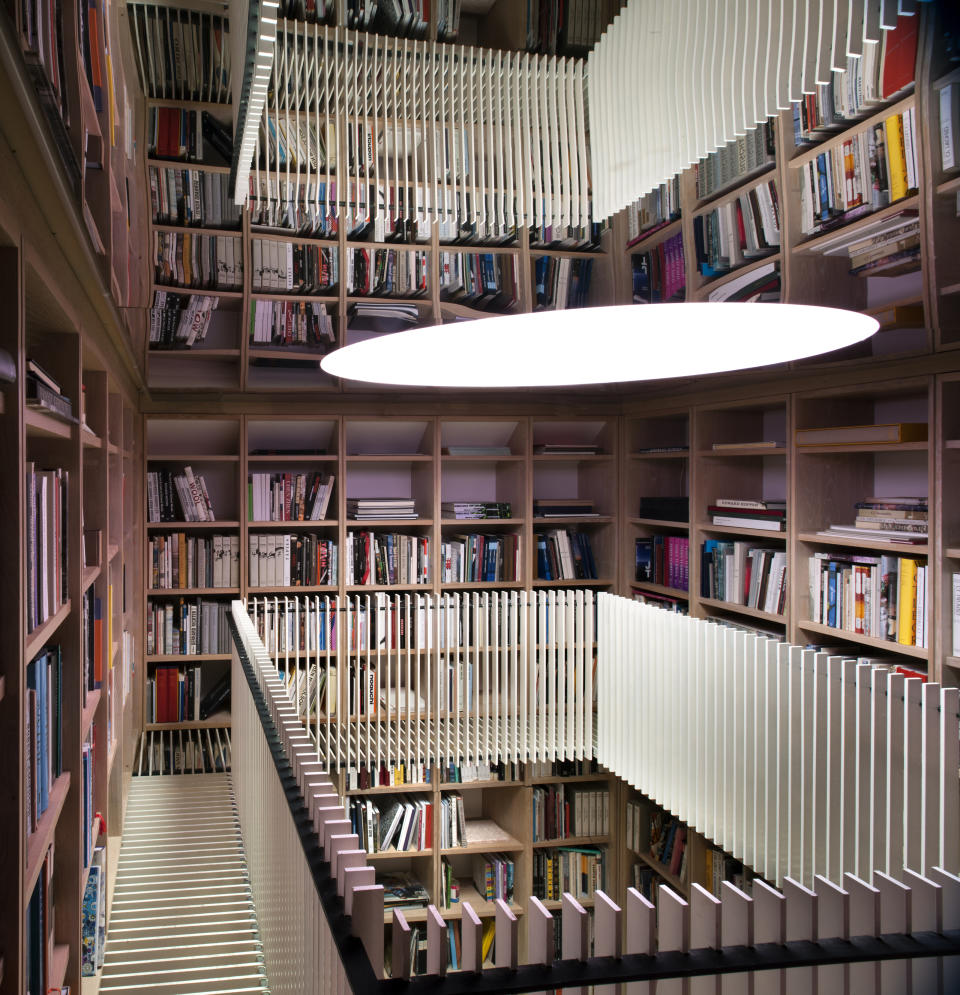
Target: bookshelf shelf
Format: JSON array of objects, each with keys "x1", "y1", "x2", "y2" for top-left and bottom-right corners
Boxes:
[
  {"x1": 0, "y1": 675, "x2": 4, "y2": 702},
  {"x1": 147, "y1": 453, "x2": 240, "y2": 463},
  {"x1": 439, "y1": 887, "x2": 523, "y2": 921},
  {"x1": 941, "y1": 283, "x2": 960, "y2": 297},
  {"x1": 81, "y1": 428, "x2": 102, "y2": 448},
  {"x1": 693, "y1": 161, "x2": 778, "y2": 211},
  {"x1": 146, "y1": 654, "x2": 233, "y2": 663},
  {"x1": 440, "y1": 518, "x2": 524, "y2": 527},
  {"x1": 629, "y1": 517, "x2": 689, "y2": 529},
  {"x1": 24, "y1": 407, "x2": 73, "y2": 439},
  {"x1": 944, "y1": 548, "x2": 960, "y2": 560},
  {"x1": 24, "y1": 772, "x2": 71, "y2": 902},
  {"x1": 693, "y1": 251, "x2": 781, "y2": 293},
  {"x1": 795, "y1": 441, "x2": 928, "y2": 454},
  {"x1": 25, "y1": 600, "x2": 72, "y2": 661},
  {"x1": 249, "y1": 585, "x2": 338, "y2": 594},
  {"x1": 248, "y1": 520, "x2": 339, "y2": 529},
  {"x1": 346, "y1": 455, "x2": 433, "y2": 463},
  {"x1": 147, "y1": 587, "x2": 240, "y2": 596},
  {"x1": 152, "y1": 223, "x2": 243, "y2": 237},
  {"x1": 632, "y1": 581, "x2": 690, "y2": 600},
  {"x1": 144, "y1": 711, "x2": 232, "y2": 731},
  {"x1": 107, "y1": 543, "x2": 120, "y2": 562},
  {"x1": 531, "y1": 835, "x2": 609, "y2": 849},
  {"x1": 541, "y1": 897, "x2": 596, "y2": 911},
  {"x1": 146, "y1": 157, "x2": 232, "y2": 174},
  {"x1": 367, "y1": 848, "x2": 434, "y2": 861},
  {"x1": 247, "y1": 455, "x2": 338, "y2": 464},
  {"x1": 532, "y1": 579, "x2": 614, "y2": 588},
  {"x1": 441, "y1": 838, "x2": 523, "y2": 856},
  {"x1": 626, "y1": 218, "x2": 683, "y2": 250},
  {"x1": 345, "y1": 519, "x2": 434, "y2": 528},
  {"x1": 148, "y1": 520, "x2": 243, "y2": 530},
  {"x1": 700, "y1": 446, "x2": 787, "y2": 457},
  {"x1": 441, "y1": 581, "x2": 525, "y2": 591},
  {"x1": 108, "y1": 736, "x2": 119, "y2": 777},
  {"x1": 530, "y1": 772, "x2": 610, "y2": 785},
  {"x1": 630, "y1": 848, "x2": 687, "y2": 895},
  {"x1": 532, "y1": 453, "x2": 613, "y2": 463},
  {"x1": 699, "y1": 598, "x2": 786, "y2": 625},
  {"x1": 149, "y1": 348, "x2": 242, "y2": 360},
  {"x1": 629, "y1": 450, "x2": 690, "y2": 460},
  {"x1": 345, "y1": 783, "x2": 434, "y2": 796},
  {"x1": 936, "y1": 175, "x2": 960, "y2": 196},
  {"x1": 81, "y1": 688, "x2": 101, "y2": 738},
  {"x1": 797, "y1": 531, "x2": 929, "y2": 555},
  {"x1": 696, "y1": 522, "x2": 786, "y2": 540},
  {"x1": 440, "y1": 780, "x2": 524, "y2": 792},
  {"x1": 345, "y1": 583, "x2": 433, "y2": 593},
  {"x1": 797, "y1": 620, "x2": 929, "y2": 661},
  {"x1": 533, "y1": 516, "x2": 614, "y2": 525},
  {"x1": 152, "y1": 284, "x2": 245, "y2": 300},
  {"x1": 50, "y1": 943, "x2": 69, "y2": 991},
  {"x1": 82, "y1": 564, "x2": 100, "y2": 591}
]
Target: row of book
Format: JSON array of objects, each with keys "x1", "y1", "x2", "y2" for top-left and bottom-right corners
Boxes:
[
  {"x1": 145, "y1": 598, "x2": 232, "y2": 656},
  {"x1": 532, "y1": 845, "x2": 606, "y2": 902},
  {"x1": 533, "y1": 256, "x2": 594, "y2": 310},
  {"x1": 694, "y1": 121, "x2": 777, "y2": 201},
  {"x1": 25, "y1": 843, "x2": 62, "y2": 995},
  {"x1": 438, "y1": 252, "x2": 520, "y2": 311},
  {"x1": 129, "y1": 6, "x2": 231, "y2": 104},
  {"x1": 632, "y1": 588, "x2": 688, "y2": 613},
  {"x1": 134, "y1": 728, "x2": 231, "y2": 774},
  {"x1": 147, "y1": 666, "x2": 230, "y2": 723},
  {"x1": 472, "y1": 852, "x2": 516, "y2": 902},
  {"x1": 532, "y1": 784, "x2": 610, "y2": 841},
  {"x1": 148, "y1": 533, "x2": 240, "y2": 590},
  {"x1": 251, "y1": 240, "x2": 338, "y2": 295},
  {"x1": 149, "y1": 292, "x2": 221, "y2": 350},
  {"x1": 348, "y1": 247, "x2": 428, "y2": 297},
  {"x1": 249, "y1": 471, "x2": 335, "y2": 522},
  {"x1": 259, "y1": 114, "x2": 333, "y2": 173},
  {"x1": 348, "y1": 497, "x2": 417, "y2": 520},
  {"x1": 249, "y1": 300, "x2": 336, "y2": 349},
  {"x1": 808, "y1": 552, "x2": 928, "y2": 649},
  {"x1": 249, "y1": 534, "x2": 337, "y2": 587},
  {"x1": 147, "y1": 106, "x2": 233, "y2": 163},
  {"x1": 791, "y1": 18, "x2": 917, "y2": 145},
  {"x1": 26, "y1": 464, "x2": 68, "y2": 633},
  {"x1": 25, "y1": 646, "x2": 63, "y2": 834},
  {"x1": 247, "y1": 178, "x2": 339, "y2": 236},
  {"x1": 154, "y1": 232, "x2": 243, "y2": 290},
  {"x1": 535, "y1": 529, "x2": 598, "y2": 581},
  {"x1": 693, "y1": 178, "x2": 780, "y2": 278},
  {"x1": 624, "y1": 176, "x2": 681, "y2": 247},
  {"x1": 707, "y1": 260, "x2": 780, "y2": 303},
  {"x1": 527, "y1": 0, "x2": 609, "y2": 55},
  {"x1": 634, "y1": 535, "x2": 689, "y2": 591},
  {"x1": 798, "y1": 111, "x2": 919, "y2": 239},
  {"x1": 701, "y1": 541, "x2": 788, "y2": 615},
  {"x1": 350, "y1": 794, "x2": 433, "y2": 853},
  {"x1": 147, "y1": 467, "x2": 218, "y2": 523},
  {"x1": 441, "y1": 502, "x2": 512, "y2": 520},
  {"x1": 645, "y1": 806, "x2": 688, "y2": 880},
  {"x1": 80, "y1": 845, "x2": 106, "y2": 976},
  {"x1": 346, "y1": 0, "x2": 430, "y2": 36},
  {"x1": 82, "y1": 588, "x2": 104, "y2": 700},
  {"x1": 439, "y1": 534, "x2": 521, "y2": 584},
  {"x1": 344, "y1": 762, "x2": 431, "y2": 792},
  {"x1": 631, "y1": 232, "x2": 686, "y2": 303},
  {"x1": 438, "y1": 793, "x2": 468, "y2": 849},
  {"x1": 346, "y1": 531, "x2": 431, "y2": 585},
  {"x1": 149, "y1": 166, "x2": 241, "y2": 229}
]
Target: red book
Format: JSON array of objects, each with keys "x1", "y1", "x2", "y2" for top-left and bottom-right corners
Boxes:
[{"x1": 880, "y1": 14, "x2": 918, "y2": 99}]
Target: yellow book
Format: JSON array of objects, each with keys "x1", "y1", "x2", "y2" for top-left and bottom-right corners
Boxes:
[
  {"x1": 898, "y1": 557, "x2": 918, "y2": 646},
  {"x1": 884, "y1": 113, "x2": 908, "y2": 203},
  {"x1": 107, "y1": 583, "x2": 114, "y2": 669},
  {"x1": 480, "y1": 918, "x2": 496, "y2": 963}
]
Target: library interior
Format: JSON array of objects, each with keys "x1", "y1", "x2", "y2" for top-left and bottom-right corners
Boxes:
[{"x1": 3, "y1": 0, "x2": 960, "y2": 992}]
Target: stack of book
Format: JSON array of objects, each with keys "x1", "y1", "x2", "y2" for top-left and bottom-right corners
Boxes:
[
  {"x1": 632, "y1": 233, "x2": 686, "y2": 303},
  {"x1": 249, "y1": 471, "x2": 335, "y2": 521},
  {"x1": 438, "y1": 252, "x2": 520, "y2": 311},
  {"x1": 345, "y1": 531, "x2": 430, "y2": 585},
  {"x1": 248, "y1": 534, "x2": 336, "y2": 587},
  {"x1": 379, "y1": 872, "x2": 431, "y2": 913},
  {"x1": 535, "y1": 530, "x2": 597, "y2": 581},
  {"x1": 532, "y1": 846, "x2": 605, "y2": 902},
  {"x1": 817, "y1": 495, "x2": 928, "y2": 544},
  {"x1": 439, "y1": 533, "x2": 520, "y2": 583},
  {"x1": 533, "y1": 498, "x2": 597, "y2": 518},
  {"x1": 634, "y1": 536, "x2": 689, "y2": 591},
  {"x1": 441, "y1": 501, "x2": 512, "y2": 520},
  {"x1": 147, "y1": 467, "x2": 217, "y2": 522},
  {"x1": 440, "y1": 793, "x2": 468, "y2": 849},
  {"x1": 26, "y1": 359, "x2": 73, "y2": 421},
  {"x1": 251, "y1": 241, "x2": 338, "y2": 294},
  {"x1": 816, "y1": 212, "x2": 922, "y2": 277},
  {"x1": 706, "y1": 260, "x2": 780, "y2": 302},
  {"x1": 26, "y1": 465, "x2": 69, "y2": 631},
  {"x1": 708, "y1": 497, "x2": 787, "y2": 531},
  {"x1": 145, "y1": 599, "x2": 231, "y2": 656},
  {"x1": 149, "y1": 292, "x2": 220, "y2": 349},
  {"x1": 249, "y1": 300, "x2": 336, "y2": 350},
  {"x1": 347, "y1": 301, "x2": 422, "y2": 334},
  {"x1": 348, "y1": 498, "x2": 417, "y2": 521},
  {"x1": 148, "y1": 533, "x2": 240, "y2": 589},
  {"x1": 808, "y1": 551, "x2": 928, "y2": 648},
  {"x1": 701, "y1": 540, "x2": 787, "y2": 614}
]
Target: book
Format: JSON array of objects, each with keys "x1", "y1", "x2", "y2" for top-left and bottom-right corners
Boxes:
[
  {"x1": 941, "y1": 82, "x2": 959, "y2": 173},
  {"x1": 795, "y1": 423, "x2": 928, "y2": 446},
  {"x1": 713, "y1": 498, "x2": 786, "y2": 511},
  {"x1": 711, "y1": 440, "x2": 784, "y2": 450},
  {"x1": 711, "y1": 515, "x2": 785, "y2": 532}
]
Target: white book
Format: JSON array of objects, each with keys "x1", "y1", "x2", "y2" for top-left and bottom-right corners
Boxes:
[
  {"x1": 941, "y1": 82, "x2": 958, "y2": 172},
  {"x1": 249, "y1": 534, "x2": 259, "y2": 587},
  {"x1": 230, "y1": 536, "x2": 239, "y2": 587},
  {"x1": 212, "y1": 534, "x2": 223, "y2": 587},
  {"x1": 953, "y1": 573, "x2": 960, "y2": 657}
]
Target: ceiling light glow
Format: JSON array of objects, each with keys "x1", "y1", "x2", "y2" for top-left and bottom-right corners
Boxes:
[{"x1": 319, "y1": 303, "x2": 879, "y2": 388}]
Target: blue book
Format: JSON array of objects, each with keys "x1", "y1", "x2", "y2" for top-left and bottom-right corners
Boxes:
[{"x1": 827, "y1": 563, "x2": 839, "y2": 627}]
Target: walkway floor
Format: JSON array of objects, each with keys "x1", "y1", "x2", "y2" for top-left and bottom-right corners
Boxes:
[{"x1": 98, "y1": 773, "x2": 270, "y2": 994}]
